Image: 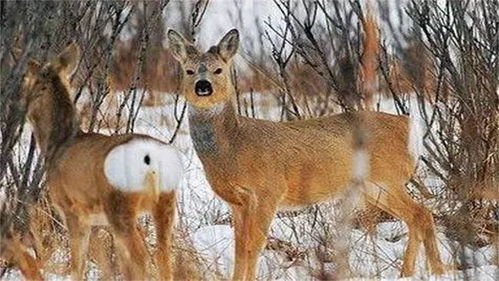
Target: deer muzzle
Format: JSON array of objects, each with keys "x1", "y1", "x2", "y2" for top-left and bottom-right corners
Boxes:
[{"x1": 195, "y1": 80, "x2": 213, "y2": 96}]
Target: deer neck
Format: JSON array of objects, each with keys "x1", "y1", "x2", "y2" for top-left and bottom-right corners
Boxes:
[
  {"x1": 27, "y1": 78, "x2": 80, "y2": 164},
  {"x1": 188, "y1": 100, "x2": 238, "y2": 158}
]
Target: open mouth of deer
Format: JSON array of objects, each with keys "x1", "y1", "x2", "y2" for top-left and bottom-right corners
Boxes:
[{"x1": 195, "y1": 80, "x2": 213, "y2": 96}]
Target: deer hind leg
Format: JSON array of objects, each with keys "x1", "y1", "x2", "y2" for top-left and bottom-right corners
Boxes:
[
  {"x1": 401, "y1": 204, "x2": 443, "y2": 276},
  {"x1": 88, "y1": 226, "x2": 116, "y2": 280},
  {"x1": 153, "y1": 192, "x2": 176, "y2": 281},
  {"x1": 416, "y1": 206, "x2": 444, "y2": 275},
  {"x1": 66, "y1": 213, "x2": 91, "y2": 280},
  {"x1": 365, "y1": 193, "x2": 419, "y2": 276},
  {"x1": 105, "y1": 192, "x2": 148, "y2": 280},
  {"x1": 364, "y1": 181, "x2": 443, "y2": 276}
]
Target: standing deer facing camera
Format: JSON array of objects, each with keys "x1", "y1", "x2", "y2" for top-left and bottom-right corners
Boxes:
[
  {"x1": 20, "y1": 43, "x2": 183, "y2": 280},
  {"x1": 167, "y1": 29, "x2": 444, "y2": 280}
]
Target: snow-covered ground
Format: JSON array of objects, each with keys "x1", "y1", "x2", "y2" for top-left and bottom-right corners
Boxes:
[
  {"x1": 2, "y1": 92, "x2": 497, "y2": 281},
  {"x1": 136, "y1": 92, "x2": 497, "y2": 281}
]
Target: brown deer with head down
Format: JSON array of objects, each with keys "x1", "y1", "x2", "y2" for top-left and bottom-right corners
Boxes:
[
  {"x1": 167, "y1": 29, "x2": 444, "y2": 280},
  {"x1": 18, "y1": 43, "x2": 183, "y2": 280}
]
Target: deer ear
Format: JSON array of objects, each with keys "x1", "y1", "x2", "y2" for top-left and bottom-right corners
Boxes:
[
  {"x1": 52, "y1": 43, "x2": 80, "y2": 77},
  {"x1": 21, "y1": 60, "x2": 41, "y2": 94},
  {"x1": 24, "y1": 59, "x2": 41, "y2": 79},
  {"x1": 168, "y1": 29, "x2": 190, "y2": 62},
  {"x1": 217, "y1": 29, "x2": 239, "y2": 62}
]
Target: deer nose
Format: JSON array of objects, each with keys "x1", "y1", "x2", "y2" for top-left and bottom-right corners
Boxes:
[{"x1": 195, "y1": 80, "x2": 213, "y2": 96}]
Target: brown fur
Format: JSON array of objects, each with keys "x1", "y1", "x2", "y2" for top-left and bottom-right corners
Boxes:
[
  {"x1": 21, "y1": 44, "x2": 177, "y2": 281},
  {"x1": 168, "y1": 29, "x2": 444, "y2": 280},
  {"x1": 1, "y1": 233, "x2": 43, "y2": 281}
]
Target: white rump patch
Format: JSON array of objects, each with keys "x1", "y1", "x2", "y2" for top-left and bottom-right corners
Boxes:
[
  {"x1": 104, "y1": 138, "x2": 183, "y2": 193},
  {"x1": 371, "y1": 93, "x2": 435, "y2": 163},
  {"x1": 407, "y1": 96, "x2": 433, "y2": 162}
]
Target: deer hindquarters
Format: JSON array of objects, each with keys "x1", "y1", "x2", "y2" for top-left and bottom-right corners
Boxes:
[{"x1": 103, "y1": 138, "x2": 183, "y2": 193}]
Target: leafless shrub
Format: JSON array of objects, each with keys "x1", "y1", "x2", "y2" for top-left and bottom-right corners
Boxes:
[
  {"x1": 250, "y1": 0, "x2": 498, "y2": 278},
  {"x1": 1, "y1": 0, "x2": 497, "y2": 279},
  {"x1": 0, "y1": 0, "x2": 206, "y2": 278},
  {"x1": 405, "y1": 0, "x2": 498, "y2": 270},
  {"x1": 0, "y1": 0, "x2": 89, "y2": 255}
]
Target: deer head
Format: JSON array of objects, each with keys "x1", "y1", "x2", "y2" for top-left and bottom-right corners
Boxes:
[
  {"x1": 167, "y1": 29, "x2": 239, "y2": 109},
  {"x1": 20, "y1": 43, "x2": 80, "y2": 158},
  {"x1": 21, "y1": 43, "x2": 80, "y2": 110}
]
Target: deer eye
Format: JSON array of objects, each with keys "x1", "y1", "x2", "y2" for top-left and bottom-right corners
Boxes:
[
  {"x1": 214, "y1": 68, "x2": 223, "y2": 75},
  {"x1": 186, "y1": 69, "x2": 195, "y2": 75}
]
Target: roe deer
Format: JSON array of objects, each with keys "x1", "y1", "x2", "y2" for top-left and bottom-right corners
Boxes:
[
  {"x1": 167, "y1": 29, "x2": 445, "y2": 280},
  {"x1": 20, "y1": 43, "x2": 183, "y2": 280}
]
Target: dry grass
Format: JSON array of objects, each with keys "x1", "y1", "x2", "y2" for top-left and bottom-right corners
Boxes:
[{"x1": 1, "y1": 0, "x2": 497, "y2": 280}]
